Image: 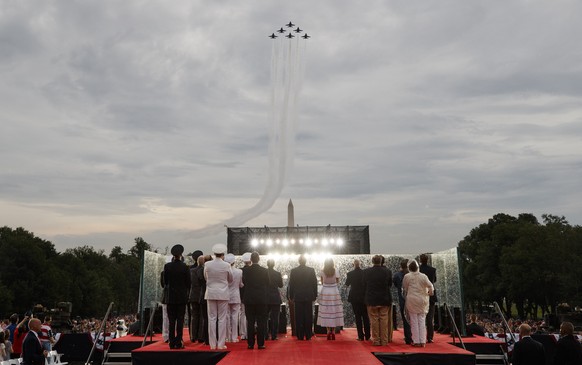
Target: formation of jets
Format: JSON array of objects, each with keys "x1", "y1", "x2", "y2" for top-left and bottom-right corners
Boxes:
[{"x1": 269, "y1": 21, "x2": 311, "y2": 40}]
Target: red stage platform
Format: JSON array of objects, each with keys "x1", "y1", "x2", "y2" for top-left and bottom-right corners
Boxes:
[{"x1": 119, "y1": 328, "x2": 504, "y2": 365}]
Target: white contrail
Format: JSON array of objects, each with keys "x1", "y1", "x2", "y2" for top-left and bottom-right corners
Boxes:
[{"x1": 185, "y1": 34, "x2": 307, "y2": 239}]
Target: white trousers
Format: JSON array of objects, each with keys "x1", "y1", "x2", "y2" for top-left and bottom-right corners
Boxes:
[
  {"x1": 161, "y1": 304, "x2": 169, "y2": 341},
  {"x1": 239, "y1": 303, "x2": 247, "y2": 339},
  {"x1": 409, "y1": 312, "x2": 427, "y2": 345},
  {"x1": 208, "y1": 299, "x2": 229, "y2": 349},
  {"x1": 226, "y1": 303, "x2": 241, "y2": 342}
]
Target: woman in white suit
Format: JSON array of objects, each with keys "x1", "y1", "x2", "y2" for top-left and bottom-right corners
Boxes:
[
  {"x1": 402, "y1": 260, "x2": 434, "y2": 347},
  {"x1": 204, "y1": 244, "x2": 233, "y2": 350}
]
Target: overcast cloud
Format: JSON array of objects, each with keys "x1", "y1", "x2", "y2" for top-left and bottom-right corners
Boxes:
[{"x1": 1, "y1": 0, "x2": 581, "y2": 255}]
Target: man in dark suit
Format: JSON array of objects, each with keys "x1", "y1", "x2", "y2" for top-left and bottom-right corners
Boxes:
[
  {"x1": 22, "y1": 318, "x2": 47, "y2": 365},
  {"x1": 288, "y1": 255, "x2": 318, "y2": 341},
  {"x1": 362, "y1": 255, "x2": 393, "y2": 346},
  {"x1": 242, "y1": 251, "x2": 270, "y2": 349},
  {"x1": 466, "y1": 314, "x2": 485, "y2": 337},
  {"x1": 511, "y1": 324, "x2": 545, "y2": 365},
  {"x1": 164, "y1": 244, "x2": 191, "y2": 349},
  {"x1": 393, "y1": 259, "x2": 412, "y2": 344},
  {"x1": 554, "y1": 321, "x2": 582, "y2": 365},
  {"x1": 188, "y1": 250, "x2": 204, "y2": 343},
  {"x1": 345, "y1": 259, "x2": 370, "y2": 341},
  {"x1": 419, "y1": 253, "x2": 437, "y2": 343},
  {"x1": 266, "y1": 259, "x2": 283, "y2": 341}
]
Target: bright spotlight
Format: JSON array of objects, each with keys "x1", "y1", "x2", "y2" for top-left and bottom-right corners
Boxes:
[
  {"x1": 329, "y1": 238, "x2": 335, "y2": 244},
  {"x1": 305, "y1": 238, "x2": 313, "y2": 247},
  {"x1": 337, "y1": 238, "x2": 344, "y2": 246},
  {"x1": 260, "y1": 239, "x2": 265, "y2": 244},
  {"x1": 266, "y1": 239, "x2": 273, "y2": 247},
  {"x1": 275, "y1": 239, "x2": 281, "y2": 244},
  {"x1": 314, "y1": 239, "x2": 319, "y2": 244},
  {"x1": 322, "y1": 239, "x2": 328, "y2": 246},
  {"x1": 282, "y1": 239, "x2": 289, "y2": 247},
  {"x1": 299, "y1": 239, "x2": 304, "y2": 244},
  {"x1": 290, "y1": 239, "x2": 296, "y2": 244},
  {"x1": 251, "y1": 239, "x2": 259, "y2": 247}
]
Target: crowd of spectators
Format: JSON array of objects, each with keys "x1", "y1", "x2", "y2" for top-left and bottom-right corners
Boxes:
[{"x1": 465, "y1": 314, "x2": 576, "y2": 335}]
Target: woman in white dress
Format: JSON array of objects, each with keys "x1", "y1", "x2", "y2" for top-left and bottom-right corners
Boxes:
[
  {"x1": 402, "y1": 260, "x2": 434, "y2": 347},
  {"x1": 317, "y1": 258, "x2": 344, "y2": 340}
]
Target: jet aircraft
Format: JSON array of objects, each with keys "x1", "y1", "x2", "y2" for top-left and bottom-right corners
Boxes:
[
  {"x1": 302, "y1": 33, "x2": 311, "y2": 39},
  {"x1": 286, "y1": 33, "x2": 295, "y2": 39},
  {"x1": 294, "y1": 27, "x2": 303, "y2": 33},
  {"x1": 286, "y1": 21, "x2": 295, "y2": 28},
  {"x1": 269, "y1": 33, "x2": 278, "y2": 39},
  {"x1": 277, "y1": 27, "x2": 286, "y2": 33}
]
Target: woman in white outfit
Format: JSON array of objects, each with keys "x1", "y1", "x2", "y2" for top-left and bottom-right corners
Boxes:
[
  {"x1": 317, "y1": 258, "x2": 344, "y2": 339},
  {"x1": 402, "y1": 260, "x2": 434, "y2": 347},
  {"x1": 225, "y1": 253, "x2": 244, "y2": 342}
]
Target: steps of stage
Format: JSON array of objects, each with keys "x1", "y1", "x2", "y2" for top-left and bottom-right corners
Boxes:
[
  {"x1": 475, "y1": 353, "x2": 507, "y2": 365},
  {"x1": 102, "y1": 351, "x2": 131, "y2": 365}
]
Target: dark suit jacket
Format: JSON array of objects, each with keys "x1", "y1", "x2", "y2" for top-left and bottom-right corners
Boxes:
[
  {"x1": 188, "y1": 265, "x2": 203, "y2": 303},
  {"x1": 22, "y1": 331, "x2": 44, "y2": 365},
  {"x1": 288, "y1": 264, "x2": 318, "y2": 302},
  {"x1": 466, "y1": 322, "x2": 485, "y2": 337},
  {"x1": 511, "y1": 336, "x2": 545, "y2": 365},
  {"x1": 242, "y1": 263, "x2": 270, "y2": 305},
  {"x1": 267, "y1": 268, "x2": 283, "y2": 305},
  {"x1": 554, "y1": 334, "x2": 582, "y2": 365},
  {"x1": 164, "y1": 259, "x2": 191, "y2": 305},
  {"x1": 362, "y1": 266, "x2": 392, "y2": 306},
  {"x1": 345, "y1": 267, "x2": 366, "y2": 304},
  {"x1": 419, "y1": 263, "x2": 438, "y2": 303}
]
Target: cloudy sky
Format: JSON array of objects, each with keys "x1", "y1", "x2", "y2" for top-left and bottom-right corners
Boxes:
[{"x1": 2, "y1": 1, "x2": 581, "y2": 256}]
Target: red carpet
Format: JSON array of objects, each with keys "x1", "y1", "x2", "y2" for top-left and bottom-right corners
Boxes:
[{"x1": 129, "y1": 328, "x2": 486, "y2": 365}]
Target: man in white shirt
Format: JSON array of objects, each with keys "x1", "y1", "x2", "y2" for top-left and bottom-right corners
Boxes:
[
  {"x1": 225, "y1": 253, "x2": 244, "y2": 342},
  {"x1": 204, "y1": 244, "x2": 233, "y2": 350}
]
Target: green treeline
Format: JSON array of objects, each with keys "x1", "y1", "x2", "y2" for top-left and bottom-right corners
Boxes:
[
  {"x1": 2, "y1": 212, "x2": 582, "y2": 319},
  {"x1": 0, "y1": 226, "x2": 152, "y2": 318},
  {"x1": 459, "y1": 213, "x2": 582, "y2": 319}
]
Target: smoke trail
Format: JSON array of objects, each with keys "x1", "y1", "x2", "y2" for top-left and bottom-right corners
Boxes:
[{"x1": 185, "y1": 32, "x2": 307, "y2": 239}]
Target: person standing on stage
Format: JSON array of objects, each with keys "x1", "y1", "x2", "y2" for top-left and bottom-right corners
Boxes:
[
  {"x1": 393, "y1": 259, "x2": 412, "y2": 344},
  {"x1": 403, "y1": 259, "x2": 433, "y2": 347},
  {"x1": 266, "y1": 259, "x2": 283, "y2": 341},
  {"x1": 242, "y1": 252, "x2": 270, "y2": 349},
  {"x1": 288, "y1": 255, "x2": 318, "y2": 341},
  {"x1": 419, "y1": 253, "x2": 437, "y2": 343},
  {"x1": 362, "y1": 255, "x2": 393, "y2": 346},
  {"x1": 188, "y1": 250, "x2": 204, "y2": 343},
  {"x1": 196, "y1": 255, "x2": 211, "y2": 344},
  {"x1": 21, "y1": 318, "x2": 47, "y2": 365},
  {"x1": 204, "y1": 244, "x2": 233, "y2": 350},
  {"x1": 317, "y1": 258, "x2": 344, "y2": 340},
  {"x1": 345, "y1": 259, "x2": 370, "y2": 341},
  {"x1": 224, "y1": 253, "x2": 243, "y2": 342},
  {"x1": 239, "y1": 252, "x2": 252, "y2": 341},
  {"x1": 164, "y1": 244, "x2": 191, "y2": 349}
]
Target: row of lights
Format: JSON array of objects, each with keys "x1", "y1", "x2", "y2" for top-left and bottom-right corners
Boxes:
[{"x1": 251, "y1": 237, "x2": 344, "y2": 248}]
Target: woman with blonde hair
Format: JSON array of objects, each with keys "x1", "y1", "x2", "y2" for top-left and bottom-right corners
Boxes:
[{"x1": 317, "y1": 258, "x2": 344, "y2": 339}]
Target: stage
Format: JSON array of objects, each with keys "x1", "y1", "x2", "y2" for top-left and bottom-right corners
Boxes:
[{"x1": 108, "y1": 328, "x2": 503, "y2": 365}]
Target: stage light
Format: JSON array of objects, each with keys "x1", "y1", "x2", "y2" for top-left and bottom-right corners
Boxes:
[
  {"x1": 260, "y1": 239, "x2": 265, "y2": 244},
  {"x1": 266, "y1": 239, "x2": 273, "y2": 247},
  {"x1": 299, "y1": 238, "x2": 304, "y2": 244},
  {"x1": 251, "y1": 239, "x2": 259, "y2": 247},
  {"x1": 282, "y1": 239, "x2": 289, "y2": 247},
  {"x1": 330, "y1": 238, "x2": 335, "y2": 244},
  {"x1": 305, "y1": 238, "x2": 313, "y2": 247},
  {"x1": 322, "y1": 239, "x2": 328, "y2": 246},
  {"x1": 336, "y1": 238, "x2": 344, "y2": 246},
  {"x1": 314, "y1": 239, "x2": 319, "y2": 244},
  {"x1": 290, "y1": 239, "x2": 296, "y2": 244},
  {"x1": 275, "y1": 239, "x2": 281, "y2": 244}
]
